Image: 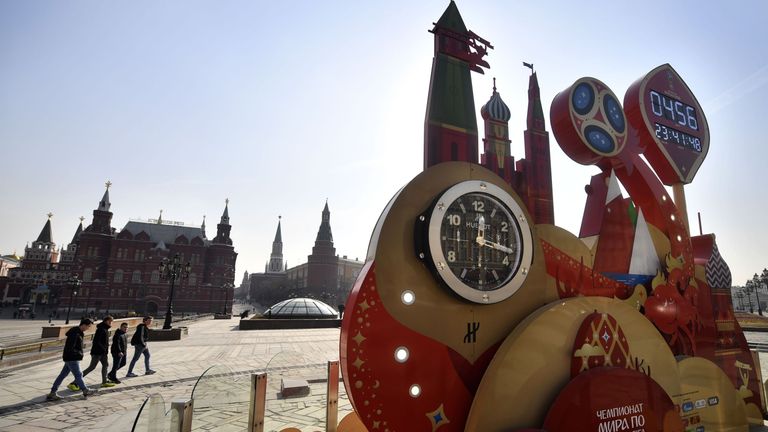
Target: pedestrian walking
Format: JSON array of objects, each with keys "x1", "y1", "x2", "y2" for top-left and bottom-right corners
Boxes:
[
  {"x1": 108, "y1": 322, "x2": 129, "y2": 383},
  {"x1": 46, "y1": 318, "x2": 97, "y2": 400},
  {"x1": 69, "y1": 316, "x2": 114, "y2": 390},
  {"x1": 126, "y1": 316, "x2": 156, "y2": 377}
]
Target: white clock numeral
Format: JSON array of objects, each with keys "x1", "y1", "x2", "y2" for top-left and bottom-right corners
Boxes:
[
  {"x1": 502, "y1": 256, "x2": 509, "y2": 265},
  {"x1": 501, "y1": 221, "x2": 508, "y2": 232},
  {"x1": 447, "y1": 251, "x2": 456, "y2": 262},
  {"x1": 472, "y1": 200, "x2": 485, "y2": 212},
  {"x1": 447, "y1": 214, "x2": 461, "y2": 226}
]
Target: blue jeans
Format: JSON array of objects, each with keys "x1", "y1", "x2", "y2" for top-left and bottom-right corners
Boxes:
[
  {"x1": 127, "y1": 345, "x2": 150, "y2": 373},
  {"x1": 51, "y1": 360, "x2": 88, "y2": 393}
]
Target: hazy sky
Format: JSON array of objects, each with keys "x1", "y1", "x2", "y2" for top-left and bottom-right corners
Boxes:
[{"x1": 1, "y1": 1, "x2": 767, "y2": 287}]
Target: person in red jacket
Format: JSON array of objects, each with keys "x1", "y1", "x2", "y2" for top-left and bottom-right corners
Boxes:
[{"x1": 46, "y1": 318, "x2": 97, "y2": 401}]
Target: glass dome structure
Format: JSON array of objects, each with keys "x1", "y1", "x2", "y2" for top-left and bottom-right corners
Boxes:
[{"x1": 264, "y1": 298, "x2": 339, "y2": 319}]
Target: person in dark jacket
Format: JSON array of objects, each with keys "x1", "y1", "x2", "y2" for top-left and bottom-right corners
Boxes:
[
  {"x1": 108, "y1": 322, "x2": 129, "y2": 383},
  {"x1": 46, "y1": 318, "x2": 96, "y2": 401},
  {"x1": 69, "y1": 316, "x2": 114, "y2": 390},
  {"x1": 127, "y1": 316, "x2": 156, "y2": 377}
]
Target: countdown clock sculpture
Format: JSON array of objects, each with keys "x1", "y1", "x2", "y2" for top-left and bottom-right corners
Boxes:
[
  {"x1": 416, "y1": 180, "x2": 533, "y2": 304},
  {"x1": 624, "y1": 63, "x2": 710, "y2": 185}
]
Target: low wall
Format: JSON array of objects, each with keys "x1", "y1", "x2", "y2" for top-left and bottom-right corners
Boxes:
[
  {"x1": 40, "y1": 317, "x2": 145, "y2": 339},
  {"x1": 147, "y1": 327, "x2": 188, "y2": 341},
  {"x1": 239, "y1": 318, "x2": 341, "y2": 330}
]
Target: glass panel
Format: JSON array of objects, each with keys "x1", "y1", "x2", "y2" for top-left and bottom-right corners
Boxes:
[
  {"x1": 190, "y1": 365, "x2": 251, "y2": 431},
  {"x1": 131, "y1": 393, "x2": 169, "y2": 432},
  {"x1": 262, "y1": 351, "x2": 329, "y2": 432}
]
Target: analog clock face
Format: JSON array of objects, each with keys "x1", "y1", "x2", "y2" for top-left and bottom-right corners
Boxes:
[{"x1": 425, "y1": 181, "x2": 533, "y2": 304}]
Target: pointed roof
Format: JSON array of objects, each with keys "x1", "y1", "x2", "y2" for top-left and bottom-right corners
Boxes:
[
  {"x1": 220, "y1": 198, "x2": 230, "y2": 224},
  {"x1": 201, "y1": 215, "x2": 207, "y2": 238},
  {"x1": 435, "y1": 1, "x2": 467, "y2": 33},
  {"x1": 605, "y1": 170, "x2": 622, "y2": 204},
  {"x1": 526, "y1": 72, "x2": 546, "y2": 130},
  {"x1": 98, "y1": 181, "x2": 112, "y2": 212},
  {"x1": 36, "y1": 213, "x2": 53, "y2": 243},
  {"x1": 71, "y1": 217, "x2": 84, "y2": 244},
  {"x1": 274, "y1": 216, "x2": 282, "y2": 243},
  {"x1": 315, "y1": 201, "x2": 333, "y2": 243}
]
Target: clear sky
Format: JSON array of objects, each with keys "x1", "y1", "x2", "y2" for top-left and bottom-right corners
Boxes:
[{"x1": 1, "y1": 1, "x2": 766, "y2": 287}]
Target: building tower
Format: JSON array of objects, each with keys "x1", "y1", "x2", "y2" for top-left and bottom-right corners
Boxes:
[
  {"x1": 77, "y1": 182, "x2": 115, "y2": 284},
  {"x1": 207, "y1": 200, "x2": 237, "y2": 301},
  {"x1": 212, "y1": 199, "x2": 232, "y2": 246},
  {"x1": 307, "y1": 201, "x2": 338, "y2": 293},
  {"x1": 266, "y1": 217, "x2": 284, "y2": 273},
  {"x1": 521, "y1": 70, "x2": 555, "y2": 224},
  {"x1": 480, "y1": 78, "x2": 520, "y2": 188},
  {"x1": 23, "y1": 213, "x2": 58, "y2": 268},
  {"x1": 424, "y1": 1, "x2": 492, "y2": 169}
]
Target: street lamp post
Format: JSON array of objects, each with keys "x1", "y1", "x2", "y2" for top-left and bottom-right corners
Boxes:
[
  {"x1": 66, "y1": 276, "x2": 81, "y2": 325},
  {"x1": 159, "y1": 254, "x2": 191, "y2": 330},
  {"x1": 222, "y1": 283, "x2": 232, "y2": 315}
]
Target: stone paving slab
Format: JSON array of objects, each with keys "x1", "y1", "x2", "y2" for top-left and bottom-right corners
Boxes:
[
  {"x1": 0, "y1": 318, "x2": 344, "y2": 431},
  {"x1": 2, "y1": 317, "x2": 767, "y2": 431}
]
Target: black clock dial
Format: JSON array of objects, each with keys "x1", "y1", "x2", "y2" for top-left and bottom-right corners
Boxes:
[
  {"x1": 421, "y1": 180, "x2": 533, "y2": 304},
  {"x1": 439, "y1": 192, "x2": 521, "y2": 291}
]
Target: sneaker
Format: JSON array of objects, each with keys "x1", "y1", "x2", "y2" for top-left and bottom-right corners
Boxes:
[
  {"x1": 46, "y1": 393, "x2": 61, "y2": 401},
  {"x1": 67, "y1": 383, "x2": 80, "y2": 392},
  {"x1": 126, "y1": 372, "x2": 138, "y2": 378},
  {"x1": 145, "y1": 369, "x2": 156, "y2": 375},
  {"x1": 82, "y1": 389, "x2": 97, "y2": 398},
  {"x1": 101, "y1": 382, "x2": 116, "y2": 388}
]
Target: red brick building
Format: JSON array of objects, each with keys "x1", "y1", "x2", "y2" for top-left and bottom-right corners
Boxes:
[
  {"x1": 64, "y1": 186, "x2": 237, "y2": 316},
  {"x1": 3, "y1": 214, "x2": 81, "y2": 310},
  {"x1": 5, "y1": 184, "x2": 237, "y2": 316}
]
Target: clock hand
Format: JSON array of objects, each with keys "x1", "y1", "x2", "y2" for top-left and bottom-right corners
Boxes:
[
  {"x1": 475, "y1": 215, "x2": 486, "y2": 270},
  {"x1": 478, "y1": 239, "x2": 515, "y2": 254}
]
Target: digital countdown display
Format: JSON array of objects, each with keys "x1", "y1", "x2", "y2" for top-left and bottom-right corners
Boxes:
[{"x1": 624, "y1": 64, "x2": 709, "y2": 185}]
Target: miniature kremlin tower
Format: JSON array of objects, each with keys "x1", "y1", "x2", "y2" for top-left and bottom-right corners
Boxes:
[{"x1": 424, "y1": 1, "x2": 554, "y2": 225}]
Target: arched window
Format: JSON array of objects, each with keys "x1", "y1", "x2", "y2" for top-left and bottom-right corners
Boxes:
[
  {"x1": 114, "y1": 269, "x2": 124, "y2": 283},
  {"x1": 132, "y1": 270, "x2": 142, "y2": 284},
  {"x1": 83, "y1": 268, "x2": 92, "y2": 282},
  {"x1": 188, "y1": 273, "x2": 196, "y2": 286},
  {"x1": 151, "y1": 270, "x2": 159, "y2": 284}
]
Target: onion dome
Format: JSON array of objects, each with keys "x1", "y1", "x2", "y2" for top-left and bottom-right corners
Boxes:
[{"x1": 481, "y1": 78, "x2": 511, "y2": 122}]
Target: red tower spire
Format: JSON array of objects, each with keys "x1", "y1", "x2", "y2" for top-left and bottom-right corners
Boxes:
[
  {"x1": 520, "y1": 70, "x2": 555, "y2": 224},
  {"x1": 423, "y1": 1, "x2": 492, "y2": 169}
]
